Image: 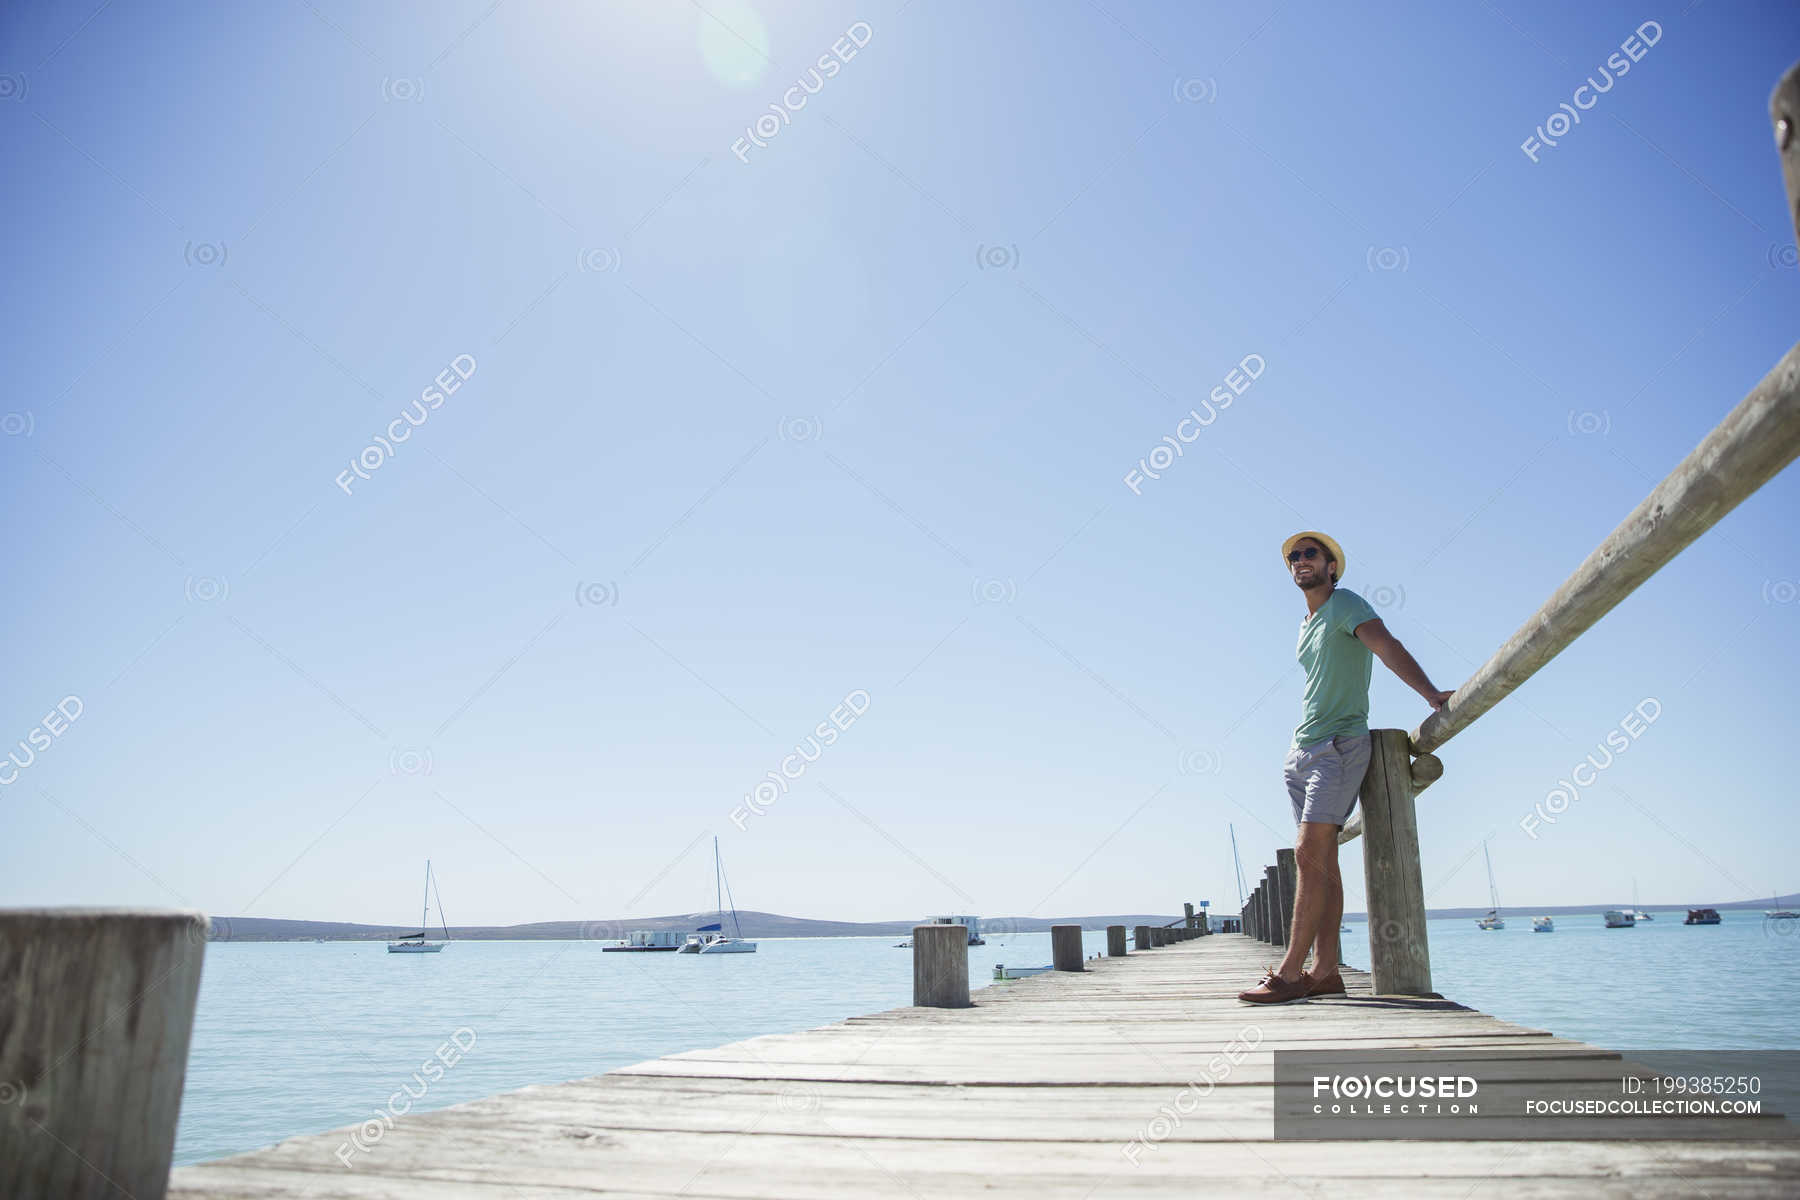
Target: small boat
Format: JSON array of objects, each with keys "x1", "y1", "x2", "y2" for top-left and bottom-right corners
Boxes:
[
  {"x1": 680, "y1": 838, "x2": 757, "y2": 955},
  {"x1": 1765, "y1": 890, "x2": 1798, "y2": 920},
  {"x1": 1623, "y1": 880, "x2": 1653, "y2": 922},
  {"x1": 992, "y1": 963, "x2": 1053, "y2": 981},
  {"x1": 1685, "y1": 908, "x2": 1721, "y2": 925},
  {"x1": 1475, "y1": 841, "x2": 1505, "y2": 930},
  {"x1": 602, "y1": 929, "x2": 684, "y2": 952},
  {"x1": 893, "y1": 939, "x2": 912, "y2": 949},
  {"x1": 1532, "y1": 916, "x2": 1554, "y2": 932},
  {"x1": 388, "y1": 860, "x2": 449, "y2": 953},
  {"x1": 922, "y1": 915, "x2": 984, "y2": 946},
  {"x1": 1604, "y1": 909, "x2": 1635, "y2": 928}
]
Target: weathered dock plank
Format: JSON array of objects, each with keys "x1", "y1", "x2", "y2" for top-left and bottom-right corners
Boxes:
[{"x1": 170, "y1": 936, "x2": 1800, "y2": 1198}]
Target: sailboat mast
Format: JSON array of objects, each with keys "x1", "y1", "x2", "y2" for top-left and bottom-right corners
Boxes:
[
  {"x1": 714, "y1": 837, "x2": 722, "y2": 930},
  {"x1": 1229, "y1": 824, "x2": 1246, "y2": 907},
  {"x1": 422, "y1": 860, "x2": 432, "y2": 932},
  {"x1": 1484, "y1": 843, "x2": 1500, "y2": 912}
]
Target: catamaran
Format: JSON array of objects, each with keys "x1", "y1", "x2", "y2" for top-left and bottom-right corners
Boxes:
[
  {"x1": 679, "y1": 837, "x2": 757, "y2": 954},
  {"x1": 1475, "y1": 841, "x2": 1505, "y2": 930},
  {"x1": 1766, "y1": 889, "x2": 1798, "y2": 921},
  {"x1": 387, "y1": 860, "x2": 449, "y2": 953}
]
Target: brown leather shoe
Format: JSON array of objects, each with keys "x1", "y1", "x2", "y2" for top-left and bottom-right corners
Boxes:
[
  {"x1": 1300, "y1": 969, "x2": 1345, "y2": 997},
  {"x1": 1237, "y1": 968, "x2": 1310, "y2": 1005}
]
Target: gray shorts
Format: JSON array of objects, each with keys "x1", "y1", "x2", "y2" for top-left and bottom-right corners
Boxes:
[{"x1": 1284, "y1": 732, "x2": 1372, "y2": 827}]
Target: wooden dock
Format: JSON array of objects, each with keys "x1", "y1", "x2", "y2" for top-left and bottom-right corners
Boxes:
[{"x1": 169, "y1": 934, "x2": 1800, "y2": 1198}]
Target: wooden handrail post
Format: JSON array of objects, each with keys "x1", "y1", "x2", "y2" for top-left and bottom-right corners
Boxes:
[
  {"x1": 1359, "y1": 729, "x2": 1434, "y2": 995},
  {"x1": 1, "y1": 908, "x2": 209, "y2": 1200},
  {"x1": 1264, "y1": 866, "x2": 1284, "y2": 947},
  {"x1": 1770, "y1": 61, "x2": 1800, "y2": 243},
  {"x1": 1106, "y1": 925, "x2": 1128, "y2": 956},
  {"x1": 1051, "y1": 924, "x2": 1084, "y2": 971},
  {"x1": 1276, "y1": 848, "x2": 1298, "y2": 949},
  {"x1": 912, "y1": 923, "x2": 970, "y2": 1008}
]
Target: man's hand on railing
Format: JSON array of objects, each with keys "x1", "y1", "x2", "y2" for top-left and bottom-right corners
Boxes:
[{"x1": 1423, "y1": 688, "x2": 1454, "y2": 710}]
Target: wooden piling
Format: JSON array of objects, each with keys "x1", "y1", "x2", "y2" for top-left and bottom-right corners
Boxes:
[
  {"x1": 1133, "y1": 924, "x2": 1151, "y2": 951},
  {"x1": 1051, "y1": 924, "x2": 1084, "y2": 971},
  {"x1": 912, "y1": 923, "x2": 970, "y2": 1008},
  {"x1": 1183, "y1": 902, "x2": 1195, "y2": 929},
  {"x1": 1358, "y1": 729, "x2": 1433, "y2": 995},
  {"x1": 1106, "y1": 924, "x2": 1127, "y2": 956},
  {"x1": 0, "y1": 908, "x2": 209, "y2": 1200}
]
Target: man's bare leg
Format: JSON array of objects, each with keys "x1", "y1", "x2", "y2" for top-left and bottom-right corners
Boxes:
[
  {"x1": 1275, "y1": 821, "x2": 1340, "y2": 980},
  {"x1": 1312, "y1": 845, "x2": 1343, "y2": 977}
]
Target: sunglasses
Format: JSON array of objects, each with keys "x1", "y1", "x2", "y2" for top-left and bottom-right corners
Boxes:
[{"x1": 1287, "y1": 548, "x2": 1324, "y2": 563}]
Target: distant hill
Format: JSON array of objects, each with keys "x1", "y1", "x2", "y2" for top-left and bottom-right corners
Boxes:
[
  {"x1": 203, "y1": 910, "x2": 1186, "y2": 942},
  {"x1": 1348, "y1": 893, "x2": 1800, "y2": 921}
]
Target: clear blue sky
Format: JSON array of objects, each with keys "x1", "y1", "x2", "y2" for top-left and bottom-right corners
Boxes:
[{"x1": 3, "y1": 1, "x2": 1797, "y2": 929}]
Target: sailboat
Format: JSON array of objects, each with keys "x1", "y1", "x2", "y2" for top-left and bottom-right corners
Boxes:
[
  {"x1": 387, "y1": 860, "x2": 449, "y2": 953},
  {"x1": 679, "y1": 838, "x2": 757, "y2": 955},
  {"x1": 1766, "y1": 889, "x2": 1798, "y2": 921},
  {"x1": 1625, "y1": 880, "x2": 1654, "y2": 922},
  {"x1": 1475, "y1": 841, "x2": 1505, "y2": 930}
]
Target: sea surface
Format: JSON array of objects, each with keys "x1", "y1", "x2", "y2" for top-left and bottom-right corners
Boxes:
[{"x1": 174, "y1": 915, "x2": 1800, "y2": 1165}]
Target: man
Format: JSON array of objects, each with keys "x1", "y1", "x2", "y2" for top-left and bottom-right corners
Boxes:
[{"x1": 1238, "y1": 531, "x2": 1453, "y2": 1004}]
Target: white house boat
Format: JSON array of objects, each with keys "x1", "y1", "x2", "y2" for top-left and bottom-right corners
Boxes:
[
  {"x1": 1604, "y1": 909, "x2": 1636, "y2": 928},
  {"x1": 602, "y1": 930, "x2": 683, "y2": 952},
  {"x1": 923, "y1": 915, "x2": 984, "y2": 946}
]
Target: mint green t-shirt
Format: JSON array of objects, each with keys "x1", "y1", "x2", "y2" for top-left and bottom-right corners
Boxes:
[{"x1": 1292, "y1": 587, "x2": 1380, "y2": 749}]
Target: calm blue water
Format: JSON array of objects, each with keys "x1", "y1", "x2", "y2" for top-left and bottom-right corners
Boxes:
[{"x1": 174, "y1": 917, "x2": 1798, "y2": 1164}]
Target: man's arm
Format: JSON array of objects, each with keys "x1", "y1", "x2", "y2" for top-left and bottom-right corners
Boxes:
[{"x1": 1353, "y1": 618, "x2": 1454, "y2": 710}]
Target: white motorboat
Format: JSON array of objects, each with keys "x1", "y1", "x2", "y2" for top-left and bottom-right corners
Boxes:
[
  {"x1": 1475, "y1": 841, "x2": 1505, "y2": 930},
  {"x1": 992, "y1": 963, "x2": 1053, "y2": 981},
  {"x1": 1532, "y1": 916, "x2": 1554, "y2": 933},
  {"x1": 681, "y1": 838, "x2": 757, "y2": 955},
  {"x1": 388, "y1": 860, "x2": 449, "y2": 953},
  {"x1": 1604, "y1": 909, "x2": 1635, "y2": 928}
]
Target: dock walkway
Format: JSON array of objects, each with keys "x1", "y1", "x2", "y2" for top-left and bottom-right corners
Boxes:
[{"x1": 170, "y1": 935, "x2": 1800, "y2": 1198}]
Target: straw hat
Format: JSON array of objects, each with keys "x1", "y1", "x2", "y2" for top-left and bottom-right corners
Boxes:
[{"x1": 1281, "y1": 530, "x2": 1346, "y2": 583}]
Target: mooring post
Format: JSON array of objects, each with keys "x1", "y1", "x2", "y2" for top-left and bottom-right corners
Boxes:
[
  {"x1": 1359, "y1": 728, "x2": 1434, "y2": 995},
  {"x1": 1133, "y1": 924, "x2": 1151, "y2": 950},
  {"x1": 1248, "y1": 887, "x2": 1261, "y2": 940},
  {"x1": 1264, "y1": 865, "x2": 1284, "y2": 946},
  {"x1": 1183, "y1": 901, "x2": 1195, "y2": 930},
  {"x1": 1106, "y1": 924, "x2": 1127, "y2": 956},
  {"x1": 1051, "y1": 924, "x2": 1084, "y2": 971},
  {"x1": 912, "y1": 923, "x2": 971, "y2": 1008},
  {"x1": 1276, "y1": 847, "x2": 1298, "y2": 950},
  {"x1": 0, "y1": 908, "x2": 209, "y2": 1200}
]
